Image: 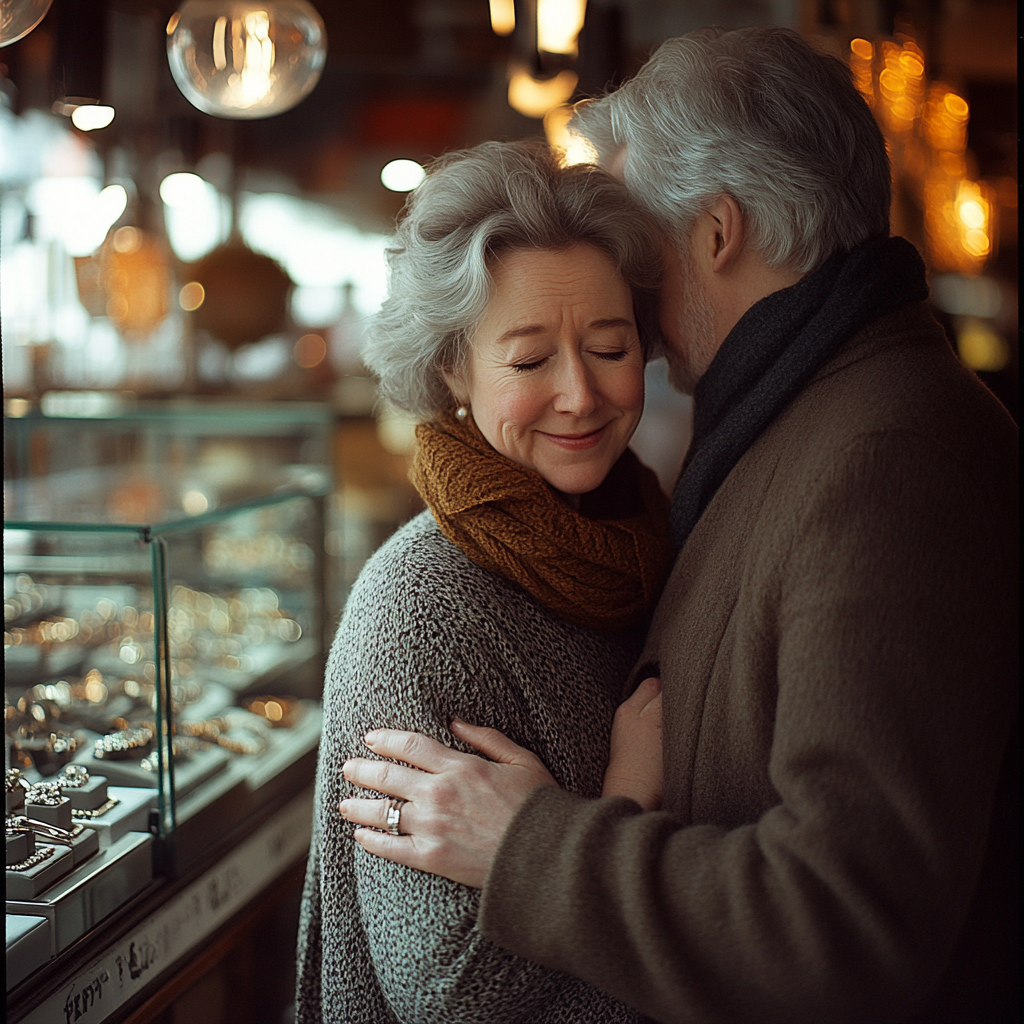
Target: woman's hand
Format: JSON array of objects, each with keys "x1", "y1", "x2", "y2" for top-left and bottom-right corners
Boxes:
[
  {"x1": 601, "y1": 676, "x2": 664, "y2": 811},
  {"x1": 340, "y1": 719, "x2": 559, "y2": 889}
]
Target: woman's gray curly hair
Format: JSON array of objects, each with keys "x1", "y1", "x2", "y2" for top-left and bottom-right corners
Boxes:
[{"x1": 362, "y1": 140, "x2": 663, "y2": 421}]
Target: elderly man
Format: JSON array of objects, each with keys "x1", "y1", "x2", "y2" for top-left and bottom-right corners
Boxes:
[{"x1": 339, "y1": 26, "x2": 1018, "y2": 1023}]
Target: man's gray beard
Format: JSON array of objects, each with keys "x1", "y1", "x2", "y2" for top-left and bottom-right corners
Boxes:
[{"x1": 665, "y1": 255, "x2": 717, "y2": 396}]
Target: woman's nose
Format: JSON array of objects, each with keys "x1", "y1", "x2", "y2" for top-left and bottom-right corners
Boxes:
[{"x1": 552, "y1": 355, "x2": 598, "y2": 417}]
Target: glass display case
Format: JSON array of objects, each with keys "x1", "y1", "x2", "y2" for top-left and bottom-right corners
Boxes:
[{"x1": 5, "y1": 463, "x2": 329, "y2": 975}]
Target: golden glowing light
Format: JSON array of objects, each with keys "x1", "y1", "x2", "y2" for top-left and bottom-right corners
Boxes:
[
  {"x1": 544, "y1": 105, "x2": 598, "y2": 167},
  {"x1": 488, "y1": 0, "x2": 515, "y2": 36},
  {"x1": 179, "y1": 281, "x2": 206, "y2": 311},
  {"x1": 537, "y1": 0, "x2": 587, "y2": 56},
  {"x1": 956, "y1": 320, "x2": 1010, "y2": 372},
  {"x1": 508, "y1": 69, "x2": 578, "y2": 119},
  {"x1": 850, "y1": 38, "x2": 873, "y2": 60},
  {"x1": 294, "y1": 333, "x2": 327, "y2": 368}
]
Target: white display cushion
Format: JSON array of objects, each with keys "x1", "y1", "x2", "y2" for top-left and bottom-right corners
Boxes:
[
  {"x1": 65, "y1": 774, "x2": 110, "y2": 812},
  {"x1": 6, "y1": 832, "x2": 154, "y2": 955},
  {"x1": 77, "y1": 786, "x2": 154, "y2": 849},
  {"x1": 6, "y1": 915, "x2": 52, "y2": 991},
  {"x1": 5, "y1": 844, "x2": 76, "y2": 900}
]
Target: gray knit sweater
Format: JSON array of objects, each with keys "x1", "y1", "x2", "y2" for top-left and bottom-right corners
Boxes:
[{"x1": 296, "y1": 511, "x2": 643, "y2": 1023}]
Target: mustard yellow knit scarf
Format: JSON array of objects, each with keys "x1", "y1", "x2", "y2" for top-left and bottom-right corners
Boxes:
[{"x1": 411, "y1": 410, "x2": 674, "y2": 632}]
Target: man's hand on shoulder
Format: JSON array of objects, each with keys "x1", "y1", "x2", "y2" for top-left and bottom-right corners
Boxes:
[{"x1": 340, "y1": 719, "x2": 558, "y2": 888}]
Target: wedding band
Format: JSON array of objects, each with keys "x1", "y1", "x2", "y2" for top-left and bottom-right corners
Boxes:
[{"x1": 386, "y1": 799, "x2": 403, "y2": 836}]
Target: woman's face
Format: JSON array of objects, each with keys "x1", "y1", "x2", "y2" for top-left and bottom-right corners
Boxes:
[{"x1": 451, "y1": 245, "x2": 645, "y2": 496}]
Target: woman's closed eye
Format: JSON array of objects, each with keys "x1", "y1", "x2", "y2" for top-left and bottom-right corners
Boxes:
[{"x1": 509, "y1": 357, "x2": 548, "y2": 373}]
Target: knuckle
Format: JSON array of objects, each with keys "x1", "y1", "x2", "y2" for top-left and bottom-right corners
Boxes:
[{"x1": 398, "y1": 732, "x2": 420, "y2": 762}]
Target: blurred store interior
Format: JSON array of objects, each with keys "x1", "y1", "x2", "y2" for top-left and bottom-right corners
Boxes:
[{"x1": 1, "y1": 2, "x2": 1017, "y2": 1022}]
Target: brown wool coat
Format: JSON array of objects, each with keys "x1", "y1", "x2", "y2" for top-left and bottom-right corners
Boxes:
[{"x1": 477, "y1": 302, "x2": 1019, "y2": 1024}]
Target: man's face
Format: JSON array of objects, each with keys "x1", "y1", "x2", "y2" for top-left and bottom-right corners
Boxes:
[{"x1": 659, "y1": 231, "x2": 718, "y2": 396}]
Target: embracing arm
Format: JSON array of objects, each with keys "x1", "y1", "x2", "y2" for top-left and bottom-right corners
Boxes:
[
  {"x1": 347, "y1": 431, "x2": 1018, "y2": 1023},
  {"x1": 475, "y1": 431, "x2": 1018, "y2": 1023}
]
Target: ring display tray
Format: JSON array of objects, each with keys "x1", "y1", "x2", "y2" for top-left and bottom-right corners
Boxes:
[
  {"x1": 6, "y1": 832, "x2": 154, "y2": 955},
  {"x1": 6, "y1": 915, "x2": 52, "y2": 991},
  {"x1": 80, "y1": 786, "x2": 154, "y2": 849}
]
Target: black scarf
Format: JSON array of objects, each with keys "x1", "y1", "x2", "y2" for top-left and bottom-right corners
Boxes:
[{"x1": 670, "y1": 235, "x2": 930, "y2": 549}]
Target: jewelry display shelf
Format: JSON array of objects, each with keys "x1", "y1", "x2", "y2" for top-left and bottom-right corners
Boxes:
[
  {"x1": 6, "y1": 916, "x2": 51, "y2": 991},
  {"x1": 6, "y1": 832, "x2": 154, "y2": 956},
  {"x1": 6, "y1": 407, "x2": 331, "y2": 1011}
]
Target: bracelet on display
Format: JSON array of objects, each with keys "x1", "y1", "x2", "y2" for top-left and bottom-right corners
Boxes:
[
  {"x1": 72, "y1": 795, "x2": 121, "y2": 819},
  {"x1": 93, "y1": 726, "x2": 154, "y2": 760},
  {"x1": 6, "y1": 845, "x2": 56, "y2": 872},
  {"x1": 6, "y1": 815, "x2": 83, "y2": 846},
  {"x1": 175, "y1": 716, "x2": 270, "y2": 757},
  {"x1": 139, "y1": 735, "x2": 208, "y2": 772}
]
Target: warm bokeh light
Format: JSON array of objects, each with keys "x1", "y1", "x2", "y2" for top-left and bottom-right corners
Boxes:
[
  {"x1": 294, "y1": 332, "x2": 327, "y2": 368},
  {"x1": 179, "y1": 281, "x2": 206, "y2": 311},
  {"x1": 956, "y1": 320, "x2": 1010, "y2": 372},
  {"x1": 70, "y1": 105, "x2": 116, "y2": 131},
  {"x1": 380, "y1": 159, "x2": 426, "y2": 192},
  {"x1": 508, "y1": 69, "x2": 578, "y2": 118},
  {"x1": 113, "y1": 226, "x2": 143, "y2": 254},
  {"x1": 543, "y1": 106, "x2": 598, "y2": 167},
  {"x1": 488, "y1": 0, "x2": 515, "y2": 36},
  {"x1": 537, "y1": 0, "x2": 587, "y2": 56}
]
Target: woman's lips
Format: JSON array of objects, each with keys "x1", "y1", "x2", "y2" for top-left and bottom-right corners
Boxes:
[{"x1": 539, "y1": 425, "x2": 608, "y2": 451}]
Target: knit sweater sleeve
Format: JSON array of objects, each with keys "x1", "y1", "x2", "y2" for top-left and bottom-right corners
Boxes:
[
  {"x1": 306, "y1": 519, "x2": 636, "y2": 1024},
  {"x1": 477, "y1": 429, "x2": 1018, "y2": 1024}
]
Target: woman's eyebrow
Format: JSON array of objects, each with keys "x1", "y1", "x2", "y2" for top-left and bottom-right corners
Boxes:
[
  {"x1": 496, "y1": 317, "x2": 635, "y2": 343},
  {"x1": 495, "y1": 324, "x2": 547, "y2": 343},
  {"x1": 589, "y1": 317, "x2": 635, "y2": 331}
]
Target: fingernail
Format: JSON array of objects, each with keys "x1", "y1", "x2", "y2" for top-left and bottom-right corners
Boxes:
[
  {"x1": 338, "y1": 800, "x2": 349, "y2": 817},
  {"x1": 450, "y1": 717, "x2": 465, "y2": 728},
  {"x1": 364, "y1": 731, "x2": 380, "y2": 745}
]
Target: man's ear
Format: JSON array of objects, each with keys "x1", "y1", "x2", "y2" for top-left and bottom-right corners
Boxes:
[{"x1": 698, "y1": 194, "x2": 745, "y2": 274}]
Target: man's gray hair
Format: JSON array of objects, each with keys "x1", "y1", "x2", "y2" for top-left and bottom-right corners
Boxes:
[
  {"x1": 363, "y1": 140, "x2": 663, "y2": 421},
  {"x1": 573, "y1": 26, "x2": 891, "y2": 274}
]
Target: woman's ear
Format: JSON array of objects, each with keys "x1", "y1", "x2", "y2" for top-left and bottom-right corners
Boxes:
[{"x1": 441, "y1": 367, "x2": 469, "y2": 406}]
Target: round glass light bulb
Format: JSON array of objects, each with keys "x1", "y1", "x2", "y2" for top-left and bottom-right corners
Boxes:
[
  {"x1": 0, "y1": 0, "x2": 53, "y2": 48},
  {"x1": 380, "y1": 159, "x2": 425, "y2": 193},
  {"x1": 166, "y1": 0, "x2": 326, "y2": 120}
]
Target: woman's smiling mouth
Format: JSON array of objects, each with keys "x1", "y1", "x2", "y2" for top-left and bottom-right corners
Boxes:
[{"x1": 538, "y1": 425, "x2": 609, "y2": 450}]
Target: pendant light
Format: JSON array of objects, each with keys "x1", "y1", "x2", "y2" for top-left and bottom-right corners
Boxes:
[
  {"x1": 0, "y1": 0, "x2": 53, "y2": 47},
  {"x1": 166, "y1": 0, "x2": 326, "y2": 119}
]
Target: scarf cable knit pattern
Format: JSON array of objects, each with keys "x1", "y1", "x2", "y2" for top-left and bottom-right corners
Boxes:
[{"x1": 413, "y1": 409, "x2": 674, "y2": 632}]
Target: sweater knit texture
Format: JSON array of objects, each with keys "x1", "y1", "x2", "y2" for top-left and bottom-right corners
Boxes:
[{"x1": 296, "y1": 512, "x2": 644, "y2": 1024}]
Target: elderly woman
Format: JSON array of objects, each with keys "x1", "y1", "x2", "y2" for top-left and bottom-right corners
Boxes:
[{"x1": 295, "y1": 141, "x2": 672, "y2": 1023}]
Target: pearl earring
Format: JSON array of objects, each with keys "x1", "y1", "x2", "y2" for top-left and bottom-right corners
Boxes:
[{"x1": 455, "y1": 406, "x2": 470, "y2": 422}]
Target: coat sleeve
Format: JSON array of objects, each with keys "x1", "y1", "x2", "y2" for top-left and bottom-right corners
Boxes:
[
  {"x1": 312, "y1": 543, "x2": 637, "y2": 1024},
  {"x1": 478, "y1": 429, "x2": 1019, "y2": 1024}
]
